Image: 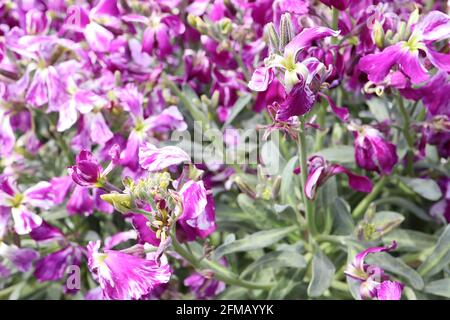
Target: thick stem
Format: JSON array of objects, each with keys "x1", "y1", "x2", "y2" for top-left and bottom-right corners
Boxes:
[
  {"x1": 171, "y1": 235, "x2": 273, "y2": 290},
  {"x1": 298, "y1": 121, "x2": 317, "y2": 236},
  {"x1": 396, "y1": 95, "x2": 415, "y2": 176},
  {"x1": 352, "y1": 176, "x2": 388, "y2": 219}
]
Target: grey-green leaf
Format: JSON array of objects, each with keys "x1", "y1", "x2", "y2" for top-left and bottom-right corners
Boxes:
[
  {"x1": 401, "y1": 178, "x2": 443, "y2": 201},
  {"x1": 314, "y1": 145, "x2": 355, "y2": 164},
  {"x1": 307, "y1": 250, "x2": 336, "y2": 297},
  {"x1": 418, "y1": 225, "x2": 450, "y2": 277},
  {"x1": 221, "y1": 95, "x2": 252, "y2": 129},
  {"x1": 423, "y1": 279, "x2": 450, "y2": 298},
  {"x1": 332, "y1": 197, "x2": 354, "y2": 235},
  {"x1": 366, "y1": 252, "x2": 424, "y2": 289},
  {"x1": 241, "y1": 251, "x2": 307, "y2": 278},
  {"x1": 383, "y1": 229, "x2": 435, "y2": 252},
  {"x1": 213, "y1": 226, "x2": 296, "y2": 260}
]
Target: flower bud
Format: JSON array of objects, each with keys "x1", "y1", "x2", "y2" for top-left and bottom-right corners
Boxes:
[
  {"x1": 280, "y1": 13, "x2": 294, "y2": 50},
  {"x1": 219, "y1": 18, "x2": 232, "y2": 35},
  {"x1": 264, "y1": 23, "x2": 280, "y2": 54},
  {"x1": 372, "y1": 20, "x2": 385, "y2": 48},
  {"x1": 100, "y1": 193, "x2": 133, "y2": 213}
]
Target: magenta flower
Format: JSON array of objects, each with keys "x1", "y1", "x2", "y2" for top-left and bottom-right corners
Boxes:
[
  {"x1": 319, "y1": 0, "x2": 350, "y2": 11},
  {"x1": 177, "y1": 180, "x2": 216, "y2": 242},
  {"x1": 0, "y1": 109, "x2": 15, "y2": 158},
  {"x1": 34, "y1": 246, "x2": 83, "y2": 282},
  {"x1": 0, "y1": 176, "x2": 56, "y2": 235},
  {"x1": 122, "y1": 12, "x2": 185, "y2": 58},
  {"x1": 350, "y1": 125, "x2": 398, "y2": 175},
  {"x1": 87, "y1": 240, "x2": 171, "y2": 300},
  {"x1": 300, "y1": 156, "x2": 373, "y2": 200},
  {"x1": 359, "y1": 11, "x2": 450, "y2": 85},
  {"x1": 68, "y1": 150, "x2": 102, "y2": 187},
  {"x1": 0, "y1": 243, "x2": 39, "y2": 273},
  {"x1": 184, "y1": 258, "x2": 227, "y2": 300},
  {"x1": 345, "y1": 241, "x2": 404, "y2": 300},
  {"x1": 139, "y1": 143, "x2": 191, "y2": 172}
]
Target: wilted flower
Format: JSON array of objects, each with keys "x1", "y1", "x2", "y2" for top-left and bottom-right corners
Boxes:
[{"x1": 350, "y1": 125, "x2": 398, "y2": 175}]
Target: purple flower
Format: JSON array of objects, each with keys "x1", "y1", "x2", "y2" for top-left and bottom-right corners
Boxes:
[
  {"x1": 68, "y1": 150, "x2": 102, "y2": 187},
  {"x1": 139, "y1": 143, "x2": 191, "y2": 172},
  {"x1": 184, "y1": 257, "x2": 227, "y2": 300},
  {"x1": 87, "y1": 240, "x2": 171, "y2": 300},
  {"x1": 319, "y1": 0, "x2": 350, "y2": 11},
  {"x1": 301, "y1": 156, "x2": 373, "y2": 200},
  {"x1": 359, "y1": 11, "x2": 450, "y2": 85},
  {"x1": 0, "y1": 243, "x2": 39, "y2": 272},
  {"x1": 177, "y1": 180, "x2": 216, "y2": 242},
  {"x1": 34, "y1": 246, "x2": 83, "y2": 282},
  {"x1": 351, "y1": 125, "x2": 398, "y2": 175},
  {"x1": 131, "y1": 214, "x2": 161, "y2": 247},
  {"x1": 0, "y1": 176, "x2": 56, "y2": 235},
  {"x1": 345, "y1": 241, "x2": 404, "y2": 300},
  {"x1": 29, "y1": 221, "x2": 65, "y2": 242},
  {"x1": 0, "y1": 110, "x2": 15, "y2": 157}
]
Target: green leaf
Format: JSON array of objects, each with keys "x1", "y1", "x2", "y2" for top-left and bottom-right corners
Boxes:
[
  {"x1": 366, "y1": 252, "x2": 424, "y2": 289},
  {"x1": 418, "y1": 225, "x2": 450, "y2": 277},
  {"x1": 401, "y1": 178, "x2": 443, "y2": 201},
  {"x1": 374, "y1": 196, "x2": 433, "y2": 222},
  {"x1": 423, "y1": 279, "x2": 450, "y2": 298},
  {"x1": 273, "y1": 204, "x2": 298, "y2": 224},
  {"x1": 382, "y1": 229, "x2": 435, "y2": 252},
  {"x1": 366, "y1": 97, "x2": 390, "y2": 122},
  {"x1": 241, "y1": 250, "x2": 307, "y2": 278},
  {"x1": 307, "y1": 249, "x2": 336, "y2": 297},
  {"x1": 213, "y1": 226, "x2": 296, "y2": 259},
  {"x1": 371, "y1": 210, "x2": 405, "y2": 237},
  {"x1": 332, "y1": 197, "x2": 354, "y2": 235},
  {"x1": 314, "y1": 145, "x2": 355, "y2": 164},
  {"x1": 221, "y1": 95, "x2": 252, "y2": 129}
]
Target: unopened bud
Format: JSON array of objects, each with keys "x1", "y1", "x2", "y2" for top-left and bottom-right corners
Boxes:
[
  {"x1": 219, "y1": 18, "x2": 232, "y2": 35},
  {"x1": 372, "y1": 20, "x2": 385, "y2": 48},
  {"x1": 280, "y1": 13, "x2": 294, "y2": 50},
  {"x1": 101, "y1": 193, "x2": 133, "y2": 213},
  {"x1": 264, "y1": 23, "x2": 280, "y2": 54}
]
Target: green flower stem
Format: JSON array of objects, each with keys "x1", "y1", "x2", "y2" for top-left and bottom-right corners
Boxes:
[
  {"x1": 352, "y1": 176, "x2": 388, "y2": 219},
  {"x1": 171, "y1": 234, "x2": 274, "y2": 291},
  {"x1": 298, "y1": 121, "x2": 317, "y2": 236},
  {"x1": 396, "y1": 94, "x2": 415, "y2": 176}
]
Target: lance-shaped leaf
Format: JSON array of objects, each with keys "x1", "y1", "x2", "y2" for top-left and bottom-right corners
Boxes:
[
  {"x1": 307, "y1": 249, "x2": 336, "y2": 297},
  {"x1": 213, "y1": 226, "x2": 296, "y2": 260},
  {"x1": 418, "y1": 225, "x2": 450, "y2": 277}
]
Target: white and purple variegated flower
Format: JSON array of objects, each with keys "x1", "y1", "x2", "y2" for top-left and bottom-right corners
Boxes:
[
  {"x1": 139, "y1": 142, "x2": 191, "y2": 172},
  {"x1": 0, "y1": 109, "x2": 15, "y2": 158},
  {"x1": 359, "y1": 11, "x2": 450, "y2": 85},
  {"x1": 0, "y1": 175, "x2": 56, "y2": 235},
  {"x1": 350, "y1": 125, "x2": 398, "y2": 175},
  {"x1": 0, "y1": 242, "x2": 39, "y2": 273},
  {"x1": 248, "y1": 26, "x2": 347, "y2": 121},
  {"x1": 297, "y1": 155, "x2": 373, "y2": 200},
  {"x1": 34, "y1": 245, "x2": 83, "y2": 282},
  {"x1": 87, "y1": 240, "x2": 171, "y2": 300},
  {"x1": 345, "y1": 241, "x2": 404, "y2": 300},
  {"x1": 177, "y1": 180, "x2": 216, "y2": 242}
]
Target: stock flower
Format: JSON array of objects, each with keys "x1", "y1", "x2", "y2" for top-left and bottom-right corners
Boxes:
[
  {"x1": 345, "y1": 241, "x2": 404, "y2": 300},
  {"x1": 68, "y1": 150, "x2": 102, "y2": 187},
  {"x1": 87, "y1": 240, "x2": 171, "y2": 300},
  {"x1": 350, "y1": 125, "x2": 398, "y2": 175},
  {"x1": 184, "y1": 258, "x2": 227, "y2": 300},
  {"x1": 122, "y1": 12, "x2": 185, "y2": 58},
  {"x1": 177, "y1": 180, "x2": 216, "y2": 242},
  {"x1": 0, "y1": 109, "x2": 15, "y2": 157},
  {"x1": 0, "y1": 242, "x2": 39, "y2": 272},
  {"x1": 300, "y1": 156, "x2": 373, "y2": 200},
  {"x1": 0, "y1": 175, "x2": 56, "y2": 235},
  {"x1": 359, "y1": 11, "x2": 450, "y2": 85},
  {"x1": 34, "y1": 245, "x2": 83, "y2": 282},
  {"x1": 139, "y1": 143, "x2": 191, "y2": 172}
]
